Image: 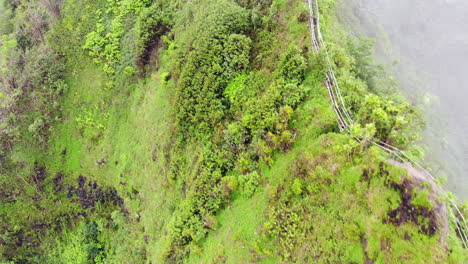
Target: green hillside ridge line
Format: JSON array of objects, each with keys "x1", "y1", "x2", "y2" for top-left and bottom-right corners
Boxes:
[
  {"x1": 307, "y1": 0, "x2": 467, "y2": 247},
  {"x1": 0, "y1": 0, "x2": 466, "y2": 263}
]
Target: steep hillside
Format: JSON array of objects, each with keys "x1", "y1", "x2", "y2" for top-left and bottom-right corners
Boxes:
[{"x1": 0, "y1": 0, "x2": 466, "y2": 263}]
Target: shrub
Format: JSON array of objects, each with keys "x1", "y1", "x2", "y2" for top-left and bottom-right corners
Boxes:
[
  {"x1": 28, "y1": 116, "x2": 46, "y2": 143},
  {"x1": 238, "y1": 171, "x2": 260, "y2": 197},
  {"x1": 160, "y1": 72, "x2": 170, "y2": 84},
  {"x1": 0, "y1": 34, "x2": 66, "y2": 149},
  {"x1": 123, "y1": 66, "x2": 136, "y2": 76},
  {"x1": 282, "y1": 82, "x2": 306, "y2": 108},
  {"x1": 221, "y1": 175, "x2": 239, "y2": 193},
  {"x1": 264, "y1": 205, "x2": 301, "y2": 259},
  {"x1": 75, "y1": 108, "x2": 105, "y2": 141},
  {"x1": 83, "y1": 0, "x2": 156, "y2": 73},
  {"x1": 222, "y1": 33, "x2": 252, "y2": 78},
  {"x1": 223, "y1": 122, "x2": 249, "y2": 154},
  {"x1": 174, "y1": 0, "x2": 252, "y2": 138},
  {"x1": 291, "y1": 178, "x2": 303, "y2": 196},
  {"x1": 356, "y1": 94, "x2": 423, "y2": 147},
  {"x1": 278, "y1": 45, "x2": 307, "y2": 84}
]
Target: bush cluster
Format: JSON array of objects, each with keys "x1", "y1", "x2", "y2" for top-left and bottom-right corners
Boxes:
[
  {"x1": 165, "y1": 1, "x2": 311, "y2": 260},
  {"x1": 0, "y1": 2, "x2": 67, "y2": 150}
]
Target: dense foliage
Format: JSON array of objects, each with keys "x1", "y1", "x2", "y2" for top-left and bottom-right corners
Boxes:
[{"x1": 0, "y1": 0, "x2": 466, "y2": 263}]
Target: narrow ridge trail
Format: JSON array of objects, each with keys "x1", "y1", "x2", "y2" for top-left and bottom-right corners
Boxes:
[{"x1": 306, "y1": 0, "x2": 468, "y2": 247}]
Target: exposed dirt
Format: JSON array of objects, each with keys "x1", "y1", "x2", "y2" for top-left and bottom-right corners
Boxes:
[
  {"x1": 136, "y1": 26, "x2": 171, "y2": 75},
  {"x1": 1, "y1": 165, "x2": 125, "y2": 261},
  {"x1": 66, "y1": 175, "x2": 124, "y2": 209},
  {"x1": 387, "y1": 178, "x2": 439, "y2": 235},
  {"x1": 32, "y1": 163, "x2": 47, "y2": 191},
  {"x1": 360, "y1": 235, "x2": 373, "y2": 264},
  {"x1": 386, "y1": 160, "x2": 449, "y2": 243},
  {"x1": 52, "y1": 172, "x2": 64, "y2": 193},
  {"x1": 298, "y1": 11, "x2": 308, "y2": 23},
  {"x1": 46, "y1": 167, "x2": 125, "y2": 210}
]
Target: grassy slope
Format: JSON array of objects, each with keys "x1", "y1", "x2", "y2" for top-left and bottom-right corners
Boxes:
[
  {"x1": 5, "y1": 0, "x2": 465, "y2": 263},
  {"x1": 185, "y1": 89, "x2": 335, "y2": 263},
  {"x1": 38, "y1": 0, "x2": 316, "y2": 262},
  {"x1": 29, "y1": 0, "x2": 259, "y2": 260},
  {"x1": 41, "y1": 50, "x2": 179, "y2": 261}
]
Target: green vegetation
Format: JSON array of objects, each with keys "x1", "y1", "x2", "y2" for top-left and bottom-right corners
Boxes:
[{"x1": 0, "y1": 0, "x2": 466, "y2": 263}]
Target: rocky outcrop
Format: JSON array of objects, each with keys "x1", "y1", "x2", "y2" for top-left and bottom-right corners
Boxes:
[{"x1": 388, "y1": 160, "x2": 449, "y2": 244}]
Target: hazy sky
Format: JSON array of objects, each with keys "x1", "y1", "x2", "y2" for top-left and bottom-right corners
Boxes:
[{"x1": 340, "y1": 0, "x2": 468, "y2": 198}]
